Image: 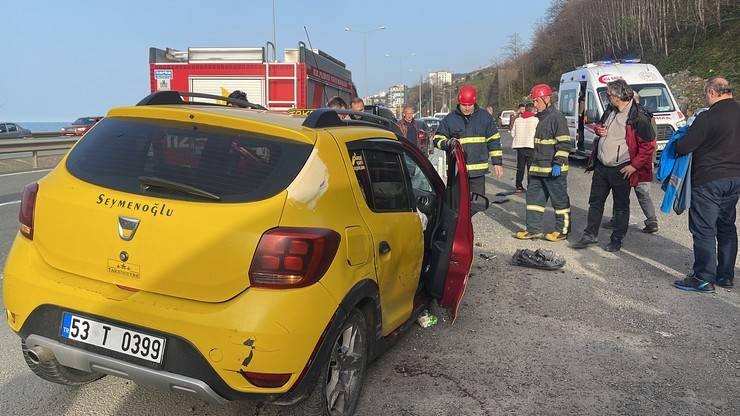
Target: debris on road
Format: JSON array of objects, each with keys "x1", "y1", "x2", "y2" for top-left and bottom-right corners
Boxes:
[
  {"x1": 511, "y1": 248, "x2": 566, "y2": 271},
  {"x1": 479, "y1": 253, "x2": 496, "y2": 261},
  {"x1": 416, "y1": 310, "x2": 438, "y2": 328}
]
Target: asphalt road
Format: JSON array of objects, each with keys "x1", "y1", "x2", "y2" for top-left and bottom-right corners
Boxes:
[{"x1": 1, "y1": 132, "x2": 738, "y2": 415}]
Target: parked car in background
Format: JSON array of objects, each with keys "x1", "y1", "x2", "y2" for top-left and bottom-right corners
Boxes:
[
  {"x1": 363, "y1": 104, "x2": 397, "y2": 122},
  {"x1": 415, "y1": 119, "x2": 433, "y2": 155},
  {"x1": 499, "y1": 110, "x2": 516, "y2": 129},
  {"x1": 419, "y1": 116, "x2": 440, "y2": 133},
  {"x1": 61, "y1": 117, "x2": 103, "y2": 136},
  {"x1": 0, "y1": 122, "x2": 32, "y2": 139}
]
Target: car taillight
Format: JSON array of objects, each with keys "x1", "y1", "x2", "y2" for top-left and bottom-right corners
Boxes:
[
  {"x1": 418, "y1": 131, "x2": 424, "y2": 139},
  {"x1": 249, "y1": 227, "x2": 340, "y2": 289},
  {"x1": 19, "y1": 182, "x2": 39, "y2": 240}
]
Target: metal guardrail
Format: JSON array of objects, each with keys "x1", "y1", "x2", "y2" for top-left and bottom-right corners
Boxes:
[
  {"x1": 32, "y1": 132, "x2": 67, "y2": 138},
  {"x1": 0, "y1": 137, "x2": 79, "y2": 168}
]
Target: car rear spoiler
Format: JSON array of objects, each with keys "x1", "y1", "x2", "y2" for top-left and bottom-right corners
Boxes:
[
  {"x1": 302, "y1": 109, "x2": 404, "y2": 138},
  {"x1": 137, "y1": 91, "x2": 267, "y2": 111}
]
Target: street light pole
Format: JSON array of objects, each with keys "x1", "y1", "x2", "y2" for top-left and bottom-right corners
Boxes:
[
  {"x1": 345, "y1": 26, "x2": 385, "y2": 97},
  {"x1": 272, "y1": 0, "x2": 277, "y2": 59}
]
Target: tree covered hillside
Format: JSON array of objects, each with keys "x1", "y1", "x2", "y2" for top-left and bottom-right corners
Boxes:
[{"x1": 408, "y1": 0, "x2": 738, "y2": 115}]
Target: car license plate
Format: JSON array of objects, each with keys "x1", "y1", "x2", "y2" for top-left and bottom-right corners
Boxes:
[
  {"x1": 657, "y1": 143, "x2": 666, "y2": 151},
  {"x1": 60, "y1": 312, "x2": 166, "y2": 364}
]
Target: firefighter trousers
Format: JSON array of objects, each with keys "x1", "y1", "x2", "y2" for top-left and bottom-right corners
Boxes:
[{"x1": 525, "y1": 175, "x2": 571, "y2": 234}]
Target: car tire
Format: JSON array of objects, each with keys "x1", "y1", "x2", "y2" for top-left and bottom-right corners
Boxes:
[
  {"x1": 21, "y1": 340, "x2": 105, "y2": 386},
  {"x1": 287, "y1": 308, "x2": 369, "y2": 416}
]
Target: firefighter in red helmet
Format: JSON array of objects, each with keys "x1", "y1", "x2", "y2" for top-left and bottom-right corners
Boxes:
[
  {"x1": 515, "y1": 83, "x2": 572, "y2": 242},
  {"x1": 434, "y1": 84, "x2": 503, "y2": 197}
]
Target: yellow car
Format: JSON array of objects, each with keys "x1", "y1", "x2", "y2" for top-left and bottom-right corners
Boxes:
[{"x1": 3, "y1": 91, "x2": 486, "y2": 415}]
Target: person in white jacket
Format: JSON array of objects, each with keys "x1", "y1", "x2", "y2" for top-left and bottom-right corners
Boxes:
[{"x1": 510, "y1": 102, "x2": 538, "y2": 192}]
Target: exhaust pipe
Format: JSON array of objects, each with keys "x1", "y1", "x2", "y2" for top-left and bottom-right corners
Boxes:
[{"x1": 27, "y1": 345, "x2": 55, "y2": 365}]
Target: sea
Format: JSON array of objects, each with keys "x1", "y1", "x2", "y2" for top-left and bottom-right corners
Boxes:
[{"x1": 14, "y1": 122, "x2": 69, "y2": 133}]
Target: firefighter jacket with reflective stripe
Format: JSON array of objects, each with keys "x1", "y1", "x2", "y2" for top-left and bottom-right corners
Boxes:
[
  {"x1": 530, "y1": 106, "x2": 571, "y2": 177},
  {"x1": 434, "y1": 105, "x2": 502, "y2": 178}
]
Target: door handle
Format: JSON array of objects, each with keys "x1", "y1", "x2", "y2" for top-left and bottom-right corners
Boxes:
[{"x1": 379, "y1": 241, "x2": 391, "y2": 255}]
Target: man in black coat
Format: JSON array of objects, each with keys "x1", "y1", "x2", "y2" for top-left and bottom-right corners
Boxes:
[{"x1": 673, "y1": 77, "x2": 740, "y2": 292}]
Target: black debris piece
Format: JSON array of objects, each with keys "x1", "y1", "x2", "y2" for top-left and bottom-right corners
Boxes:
[{"x1": 512, "y1": 248, "x2": 566, "y2": 271}]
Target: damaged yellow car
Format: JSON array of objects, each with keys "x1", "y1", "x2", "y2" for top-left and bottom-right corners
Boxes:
[{"x1": 3, "y1": 91, "x2": 485, "y2": 415}]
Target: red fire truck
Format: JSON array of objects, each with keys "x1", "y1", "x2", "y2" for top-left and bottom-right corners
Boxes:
[{"x1": 149, "y1": 43, "x2": 357, "y2": 111}]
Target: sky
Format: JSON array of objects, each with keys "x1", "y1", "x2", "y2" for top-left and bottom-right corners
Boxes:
[{"x1": 1, "y1": 0, "x2": 551, "y2": 121}]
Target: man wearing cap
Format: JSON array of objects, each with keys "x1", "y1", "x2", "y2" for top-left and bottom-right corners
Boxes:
[
  {"x1": 516, "y1": 84, "x2": 572, "y2": 242},
  {"x1": 434, "y1": 85, "x2": 503, "y2": 196}
]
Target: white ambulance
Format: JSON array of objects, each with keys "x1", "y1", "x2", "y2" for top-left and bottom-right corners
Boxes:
[{"x1": 557, "y1": 60, "x2": 686, "y2": 157}]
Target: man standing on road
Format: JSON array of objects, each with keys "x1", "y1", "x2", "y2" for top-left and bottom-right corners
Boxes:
[
  {"x1": 398, "y1": 107, "x2": 420, "y2": 147},
  {"x1": 572, "y1": 80, "x2": 656, "y2": 252},
  {"x1": 434, "y1": 85, "x2": 503, "y2": 197},
  {"x1": 516, "y1": 84, "x2": 571, "y2": 242},
  {"x1": 510, "y1": 102, "x2": 538, "y2": 193},
  {"x1": 672, "y1": 77, "x2": 740, "y2": 292},
  {"x1": 602, "y1": 91, "x2": 660, "y2": 234},
  {"x1": 350, "y1": 97, "x2": 365, "y2": 113},
  {"x1": 509, "y1": 103, "x2": 526, "y2": 131},
  {"x1": 227, "y1": 90, "x2": 248, "y2": 107}
]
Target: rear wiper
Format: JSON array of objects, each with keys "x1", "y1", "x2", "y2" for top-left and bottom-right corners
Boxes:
[{"x1": 138, "y1": 176, "x2": 221, "y2": 201}]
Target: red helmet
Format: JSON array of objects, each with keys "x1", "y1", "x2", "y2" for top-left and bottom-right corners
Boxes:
[
  {"x1": 530, "y1": 84, "x2": 553, "y2": 99},
  {"x1": 457, "y1": 85, "x2": 477, "y2": 105}
]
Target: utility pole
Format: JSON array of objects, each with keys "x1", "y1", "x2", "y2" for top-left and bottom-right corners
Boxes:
[
  {"x1": 419, "y1": 73, "x2": 422, "y2": 116},
  {"x1": 431, "y1": 75, "x2": 434, "y2": 115}
]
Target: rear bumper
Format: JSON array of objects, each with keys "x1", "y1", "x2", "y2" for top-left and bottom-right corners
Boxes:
[
  {"x1": 3, "y1": 237, "x2": 339, "y2": 403},
  {"x1": 25, "y1": 334, "x2": 228, "y2": 404}
]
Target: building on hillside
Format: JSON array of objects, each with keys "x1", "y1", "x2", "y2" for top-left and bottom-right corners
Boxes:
[
  {"x1": 364, "y1": 91, "x2": 387, "y2": 106},
  {"x1": 387, "y1": 84, "x2": 406, "y2": 115},
  {"x1": 429, "y1": 71, "x2": 452, "y2": 86}
]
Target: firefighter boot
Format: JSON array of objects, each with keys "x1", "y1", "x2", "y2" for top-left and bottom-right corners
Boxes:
[{"x1": 515, "y1": 231, "x2": 544, "y2": 240}]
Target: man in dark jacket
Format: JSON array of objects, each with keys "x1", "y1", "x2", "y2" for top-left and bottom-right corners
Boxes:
[
  {"x1": 398, "y1": 107, "x2": 420, "y2": 147},
  {"x1": 572, "y1": 79, "x2": 655, "y2": 252},
  {"x1": 673, "y1": 77, "x2": 740, "y2": 292},
  {"x1": 516, "y1": 84, "x2": 572, "y2": 242},
  {"x1": 434, "y1": 85, "x2": 503, "y2": 196}
]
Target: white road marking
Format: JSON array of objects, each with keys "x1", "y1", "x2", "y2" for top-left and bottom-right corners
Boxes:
[
  {"x1": 0, "y1": 169, "x2": 52, "y2": 178},
  {"x1": 0, "y1": 200, "x2": 21, "y2": 207}
]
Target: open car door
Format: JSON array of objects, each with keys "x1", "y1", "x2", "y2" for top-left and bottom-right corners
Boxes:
[{"x1": 422, "y1": 142, "x2": 475, "y2": 322}]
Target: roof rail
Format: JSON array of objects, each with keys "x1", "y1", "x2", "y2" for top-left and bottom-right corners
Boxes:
[
  {"x1": 302, "y1": 109, "x2": 402, "y2": 135},
  {"x1": 136, "y1": 91, "x2": 267, "y2": 110}
]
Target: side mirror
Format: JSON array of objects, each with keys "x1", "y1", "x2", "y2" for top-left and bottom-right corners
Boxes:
[{"x1": 470, "y1": 192, "x2": 489, "y2": 215}]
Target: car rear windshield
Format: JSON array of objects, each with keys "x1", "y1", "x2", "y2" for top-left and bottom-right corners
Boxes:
[{"x1": 66, "y1": 117, "x2": 312, "y2": 203}]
